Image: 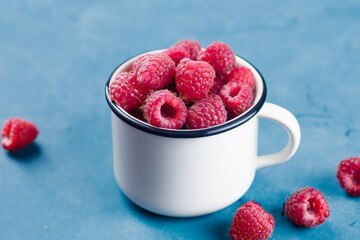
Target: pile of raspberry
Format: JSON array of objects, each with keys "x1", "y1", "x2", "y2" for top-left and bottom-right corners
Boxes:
[
  {"x1": 229, "y1": 188, "x2": 331, "y2": 240},
  {"x1": 109, "y1": 39, "x2": 255, "y2": 129}
]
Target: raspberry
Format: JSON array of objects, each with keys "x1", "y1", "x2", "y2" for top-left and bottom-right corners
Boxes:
[
  {"x1": 228, "y1": 66, "x2": 256, "y2": 91},
  {"x1": 173, "y1": 39, "x2": 202, "y2": 60},
  {"x1": 186, "y1": 94, "x2": 227, "y2": 129},
  {"x1": 209, "y1": 74, "x2": 228, "y2": 94},
  {"x1": 109, "y1": 71, "x2": 151, "y2": 112},
  {"x1": 132, "y1": 54, "x2": 150, "y2": 72},
  {"x1": 142, "y1": 89, "x2": 187, "y2": 129},
  {"x1": 198, "y1": 41, "x2": 236, "y2": 75},
  {"x1": 135, "y1": 52, "x2": 176, "y2": 90},
  {"x1": 165, "y1": 45, "x2": 189, "y2": 65},
  {"x1": 337, "y1": 156, "x2": 360, "y2": 196},
  {"x1": 283, "y1": 187, "x2": 330, "y2": 228},
  {"x1": 229, "y1": 201, "x2": 275, "y2": 240},
  {"x1": 175, "y1": 58, "x2": 215, "y2": 102},
  {"x1": 1, "y1": 118, "x2": 39, "y2": 151},
  {"x1": 163, "y1": 77, "x2": 177, "y2": 92},
  {"x1": 219, "y1": 81, "x2": 254, "y2": 115}
]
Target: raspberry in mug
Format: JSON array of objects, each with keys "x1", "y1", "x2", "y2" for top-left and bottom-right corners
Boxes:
[{"x1": 109, "y1": 39, "x2": 256, "y2": 129}]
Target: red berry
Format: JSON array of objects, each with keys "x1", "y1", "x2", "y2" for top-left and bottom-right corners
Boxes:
[
  {"x1": 173, "y1": 39, "x2": 202, "y2": 60},
  {"x1": 198, "y1": 41, "x2": 236, "y2": 75},
  {"x1": 165, "y1": 45, "x2": 190, "y2": 65},
  {"x1": 186, "y1": 94, "x2": 227, "y2": 129},
  {"x1": 135, "y1": 52, "x2": 175, "y2": 90},
  {"x1": 284, "y1": 187, "x2": 330, "y2": 228},
  {"x1": 228, "y1": 66, "x2": 256, "y2": 91},
  {"x1": 209, "y1": 74, "x2": 228, "y2": 94},
  {"x1": 229, "y1": 201, "x2": 275, "y2": 240},
  {"x1": 109, "y1": 71, "x2": 151, "y2": 112},
  {"x1": 142, "y1": 89, "x2": 187, "y2": 129},
  {"x1": 219, "y1": 81, "x2": 254, "y2": 115},
  {"x1": 132, "y1": 54, "x2": 150, "y2": 72},
  {"x1": 175, "y1": 58, "x2": 215, "y2": 102},
  {"x1": 337, "y1": 156, "x2": 360, "y2": 196},
  {"x1": 1, "y1": 118, "x2": 39, "y2": 151}
]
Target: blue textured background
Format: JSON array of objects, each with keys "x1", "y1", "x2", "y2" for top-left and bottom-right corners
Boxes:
[{"x1": 1, "y1": 0, "x2": 359, "y2": 239}]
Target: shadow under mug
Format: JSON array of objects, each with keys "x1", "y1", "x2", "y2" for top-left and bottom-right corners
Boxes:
[{"x1": 105, "y1": 50, "x2": 301, "y2": 217}]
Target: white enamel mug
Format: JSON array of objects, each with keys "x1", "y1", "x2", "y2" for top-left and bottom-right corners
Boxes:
[{"x1": 105, "y1": 50, "x2": 301, "y2": 217}]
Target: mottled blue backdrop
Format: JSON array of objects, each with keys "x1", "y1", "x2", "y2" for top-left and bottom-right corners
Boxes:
[{"x1": 1, "y1": 0, "x2": 359, "y2": 239}]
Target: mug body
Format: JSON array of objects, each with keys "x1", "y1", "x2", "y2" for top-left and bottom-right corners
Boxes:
[{"x1": 111, "y1": 112, "x2": 258, "y2": 217}]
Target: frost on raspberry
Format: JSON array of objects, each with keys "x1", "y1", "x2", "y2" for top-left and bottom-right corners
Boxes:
[
  {"x1": 228, "y1": 66, "x2": 256, "y2": 91},
  {"x1": 337, "y1": 156, "x2": 360, "y2": 196},
  {"x1": 175, "y1": 58, "x2": 215, "y2": 102},
  {"x1": 135, "y1": 52, "x2": 175, "y2": 90},
  {"x1": 109, "y1": 71, "x2": 151, "y2": 112},
  {"x1": 198, "y1": 41, "x2": 236, "y2": 75},
  {"x1": 283, "y1": 187, "x2": 330, "y2": 228},
  {"x1": 142, "y1": 89, "x2": 187, "y2": 129},
  {"x1": 219, "y1": 81, "x2": 254, "y2": 115},
  {"x1": 229, "y1": 200, "x2": 275, "y2": 240},
  {"x1": 1, "y1": 117, "x2": 39, "y2": 151},
  {"x1": 186, "y1": 94, "x2": 227, "y2": 129}
]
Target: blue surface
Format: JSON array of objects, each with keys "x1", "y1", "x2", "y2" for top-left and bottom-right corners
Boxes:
[{"x1": 1, "y1": 0, "x2": 360, "y2": 239}]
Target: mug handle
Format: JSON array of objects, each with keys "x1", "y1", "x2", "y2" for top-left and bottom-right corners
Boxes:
[{"x1": 256, "y1": 102, "x2": 301, "y2": 169}]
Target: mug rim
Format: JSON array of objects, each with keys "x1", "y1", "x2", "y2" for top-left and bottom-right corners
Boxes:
[{"x1": 105, "y1": 52, "x2": 267, "y2": 138}]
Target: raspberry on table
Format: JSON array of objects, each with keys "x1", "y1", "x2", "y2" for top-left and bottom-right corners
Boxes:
[
  {"x1": 228, "y1": 66, "x2": 256, "y2": 91},
  {"x1": 186, "y1": 94, "x2": 227, "y2": 129},
  {"x1": 283, "y1": 187, "x2": 330, "y2": 228},
  {"x1": 219, "y1": 81, "x2": 254, "y2": 115},
  {"x1": 109, "y1": 71, "x2": 151, "y2": 112},
  {"x1": 337, "y1": 156, "x2": 360, "y2": 196},
  {"x1": 1, "y1": 117, "x2": 39, "y2": 151},
  {"x1": 198, "y1": 41, "x2": 236, "y2": 75},
  {"x1": 175, "y1": 58, "x2": 215, "y2": 102},
  {"x1": 141, "y1": 89, "x2": 187, "y2": 129},
  {"x1": 135, "y1": 52, "x2": 176, "y2": 90},
  {"x1": 229, "y1": 200, "x2": 275, "y2": 240}
]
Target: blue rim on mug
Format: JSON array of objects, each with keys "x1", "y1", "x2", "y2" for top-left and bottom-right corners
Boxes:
[{"x1": 105, "y1": 53, "x2": 267, "y2": 138}]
